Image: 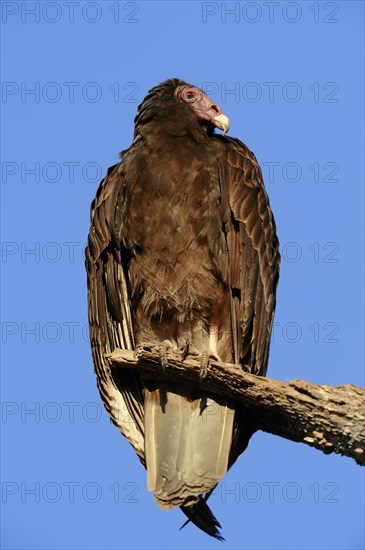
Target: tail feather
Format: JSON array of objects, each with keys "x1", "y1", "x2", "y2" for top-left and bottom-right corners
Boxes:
[
  {"x1": 180, "y1": 491, "x2": 224, "y2": 541},
  {"x1": 144, "y1": 383, "x2": 235, "y2": 510}
]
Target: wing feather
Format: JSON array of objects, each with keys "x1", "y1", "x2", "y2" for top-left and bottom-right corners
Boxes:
[
  {"x1": 218, "y1": 138, "x2": 280, "y2": 467},
  {"x1": 222, "y1": 138, "x2": 280, "y2": 376},
  {"x1": 85, "y1": 163, "x2": 145, "y2": 464}
]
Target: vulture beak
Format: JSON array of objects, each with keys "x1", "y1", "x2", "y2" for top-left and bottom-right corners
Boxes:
[
  {"x1": 190, "y1": 90, "x2": 230, "y2": 136},
  {"x1": 213, "y1": 113, "x2": 230, "y2": 136}
]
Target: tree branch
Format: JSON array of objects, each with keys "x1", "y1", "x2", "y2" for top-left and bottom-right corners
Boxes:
[{"x1": 107, "y1": 345, "x2": 365, "y2": 466}]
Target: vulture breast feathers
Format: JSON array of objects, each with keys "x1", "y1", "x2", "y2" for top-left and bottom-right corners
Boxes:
[{"x1": 85, "y1": 78, "x2": 280, "y2": 540}]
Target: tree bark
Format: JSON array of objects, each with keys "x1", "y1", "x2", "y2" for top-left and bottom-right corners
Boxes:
[{"x1": 107, "y1": 345, "x2": 365, "y2": 466}]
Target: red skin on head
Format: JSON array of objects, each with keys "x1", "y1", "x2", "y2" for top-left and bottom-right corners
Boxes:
[{"x1": 174, "y1": 85, "x2": 229, "y2": 134}]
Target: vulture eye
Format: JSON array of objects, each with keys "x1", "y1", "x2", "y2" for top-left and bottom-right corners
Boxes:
[{"x1": 184, "y1": 89, "x2": 198, "y2": 102}]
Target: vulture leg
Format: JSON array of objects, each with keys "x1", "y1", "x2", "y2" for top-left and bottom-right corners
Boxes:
[
  {"x1": 209, "y1": 324, "x2": 220, "y2": 359},
  {"x1": 180, "y1": 338, "x2": 190, "y2": 361},
  {"x1": 199, "y1": 324, "x2": 222, "y2": 380}
]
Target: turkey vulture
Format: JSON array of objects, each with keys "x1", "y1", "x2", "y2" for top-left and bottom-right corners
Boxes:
[{"x1": 85, "y1": 78, "x2": 280, "y2": 540}]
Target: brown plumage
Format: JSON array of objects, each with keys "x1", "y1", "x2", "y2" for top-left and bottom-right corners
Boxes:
[{"x1": 85, "y1": 78, "x2": 280, "y2": 540}]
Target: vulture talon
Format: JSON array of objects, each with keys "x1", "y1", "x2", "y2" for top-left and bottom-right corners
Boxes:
[
  {"x1": 199, "y1": 354, "x2": 209, "y2": 381},
  {"x1": 180, "y1": 340, "x2": 201, "y2": 361},
  {"x1": 242, "y1": 363, "x2": 252, "y2": 373},
  {"x1": 181, "y1": 339, "x2": 190, "y2": 361},
  {"x1": 158, "y1": 340, "x2": 173, "y2": 370},
  {"x1": 133, "y1": 344, "x2": 144, "y2": 359},
  {"x1": 199, "y1": 350, "x2": 221, "y2": 381}
]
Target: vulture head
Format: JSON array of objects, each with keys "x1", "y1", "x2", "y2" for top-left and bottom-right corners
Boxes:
[{"x1": 133, "y1": 78, "x2": 230, "y2": 142}]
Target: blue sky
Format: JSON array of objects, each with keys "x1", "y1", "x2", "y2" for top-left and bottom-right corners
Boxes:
[{"x1": 1, "y1": 1, "x2": 364, "y2": 549}]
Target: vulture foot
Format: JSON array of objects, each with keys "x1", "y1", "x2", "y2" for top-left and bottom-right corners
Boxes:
[
  {"x1": 198, "y1": 351, "x2": 221, "y2": 381},
  {"x1": 180, "y1": 338, "x2": 190, "y2": 361},
  {"x1": 158, "y1": 340, "x2": 173, "y2": 370},
  {"x1": 177, "y1": 337, "x2": 221, "y2": 380},
  {"x1": 179, "y1": 340, "x2": 202, "y2": 362},
  {"x1": 134, "y1": 344, "x2": 146, "y2": 359}
]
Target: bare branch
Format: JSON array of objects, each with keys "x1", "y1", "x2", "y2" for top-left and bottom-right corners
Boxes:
[{"x1": 107, "y1": 345, "x2": 365, "y2": 466}]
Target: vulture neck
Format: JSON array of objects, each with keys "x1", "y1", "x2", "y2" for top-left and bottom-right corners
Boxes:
[{"x1": 135, "y1": 105, "x2": 211, "y2": 145}]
